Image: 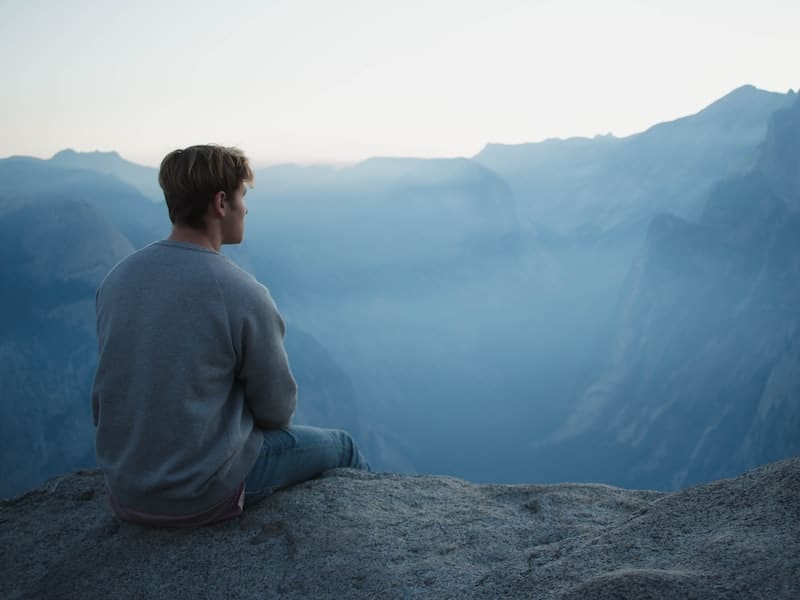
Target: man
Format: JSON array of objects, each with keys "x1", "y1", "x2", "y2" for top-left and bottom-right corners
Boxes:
[{"x1": 92, "y1": 144, "x2": 369, "y2": 527}]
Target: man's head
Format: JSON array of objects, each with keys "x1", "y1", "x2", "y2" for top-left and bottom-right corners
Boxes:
[{"x1": 158, "y1": 145, "x2": 254, "y2": 236}]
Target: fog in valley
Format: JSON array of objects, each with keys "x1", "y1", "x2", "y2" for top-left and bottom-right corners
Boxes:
[
  {"x1": 2, "y1": 85, "x2": 799, "y2": 498},
  {"x1": 240, "y1": 157, "x2": 630, "y2": 483}
]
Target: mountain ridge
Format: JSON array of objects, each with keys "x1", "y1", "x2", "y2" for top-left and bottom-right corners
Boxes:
[
  {"x1": 474, "y1": 84, "x2": 795, "y2": 234},
  {"x1": 537, "y1": 93, "x2": 800, "y2": 490},
  {"x1": 2, "y1": 83, "x2": 798, "y2": 496}
]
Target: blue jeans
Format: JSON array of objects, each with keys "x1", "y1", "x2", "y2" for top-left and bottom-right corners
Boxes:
[{"x1": 244, "y1": 425, "x2": 370, "y2": 507}]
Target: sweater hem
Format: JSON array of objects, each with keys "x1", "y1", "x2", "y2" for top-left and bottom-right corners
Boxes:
[{"x1": 106, "y1": 430, "x2": 264, "y2": 516}]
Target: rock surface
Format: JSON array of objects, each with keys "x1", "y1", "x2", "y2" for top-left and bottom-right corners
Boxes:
[{"x1": 2, "y1": 457, "x2": 799, "y2": 599}]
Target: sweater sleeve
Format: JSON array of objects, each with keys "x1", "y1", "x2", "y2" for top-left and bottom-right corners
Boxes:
[{"x1": 237, "y1": 283, "x2": 298, "y2": 430}]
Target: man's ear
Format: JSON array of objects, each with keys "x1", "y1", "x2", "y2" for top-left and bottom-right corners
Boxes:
[{"x1": 211, "y1": 191, "x2": 227, "y2": 217}]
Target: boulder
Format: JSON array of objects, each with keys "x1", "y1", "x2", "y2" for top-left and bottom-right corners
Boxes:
[{"x1": 2, "y1": 457, "x2": 798, "y2": 599}]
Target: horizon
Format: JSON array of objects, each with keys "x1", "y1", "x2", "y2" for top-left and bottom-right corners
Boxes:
[
  {"x1": 2, "y1": 83, "x2": 795, "y2": 170},
  {"x1": 1, "y1": 0, "x2": 799, "y2": 167}
]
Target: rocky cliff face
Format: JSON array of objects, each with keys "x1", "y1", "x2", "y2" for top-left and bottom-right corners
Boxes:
[
  {"x1": 1, "y1": 457, "x2": 798, "y2": 599},
  {"x1": 539, "y1": 95, "x2": 800, "y2": 490}
]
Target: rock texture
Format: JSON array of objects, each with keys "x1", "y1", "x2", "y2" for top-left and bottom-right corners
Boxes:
[{"x1": 2, "y1": 457, "x2": 798, "y2": 599}]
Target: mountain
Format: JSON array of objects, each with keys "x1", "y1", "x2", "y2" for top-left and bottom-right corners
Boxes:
[
  {"x1": 49, "y1": 149, "x2": 163, "y2": 202},
  {"x1": 250, "y1": 156, "x2": 520, "y2": 287},
  {"x1": 2, "y1": 84, "x2": 797, "y2": 495},
  {"x1": 536, "y1": 93, "x2": 800, "y2": 490},
  {"x1": 0, "y1": 196, "x2": 134, "y2": 495},
  {"x1": 475, "y1": 85, "x2": 796, "y2": 235},
  {"x1": 0, "y1": 156, "x2": 168, "y2": 247},
  {"x1": 0, "y1": 160, "x2": 374, "y2": 497},
  {"x1": 1, "y1": 149, "x2": 527, "y2": 494}
]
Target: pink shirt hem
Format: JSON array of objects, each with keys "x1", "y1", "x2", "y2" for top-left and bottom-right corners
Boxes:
[{"x1": 109, "y1": 482, "x2": 245, "y2": 528}]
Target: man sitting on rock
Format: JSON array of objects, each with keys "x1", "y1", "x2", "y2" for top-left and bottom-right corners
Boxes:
[{"x1": 91, "y1": 144, "x2": 370, "y2": 527}]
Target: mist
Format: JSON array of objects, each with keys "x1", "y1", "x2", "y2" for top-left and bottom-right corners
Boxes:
[{"x1": 1, "y1": 85, "x2": 798, "y2": 498}]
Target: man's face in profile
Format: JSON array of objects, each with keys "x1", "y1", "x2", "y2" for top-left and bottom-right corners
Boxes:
[{"x1": 222, "y1": 183, "x2": 248, "y2": 245}]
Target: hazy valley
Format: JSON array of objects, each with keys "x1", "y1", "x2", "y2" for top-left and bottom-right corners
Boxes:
[{"x1": 1, "y1": 84, "x2": 798, "y2": 498}]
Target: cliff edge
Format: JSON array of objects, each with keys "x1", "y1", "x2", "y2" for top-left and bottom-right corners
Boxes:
[{"x1": 2, "y1": 458, "x2": 798, "y2": 599}]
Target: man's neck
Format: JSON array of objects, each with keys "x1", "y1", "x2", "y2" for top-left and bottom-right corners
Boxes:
[{"x1": 167, "y1": 225, "x2": 222, "y2": 252}]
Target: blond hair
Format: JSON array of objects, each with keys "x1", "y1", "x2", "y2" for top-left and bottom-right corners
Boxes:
[{"x1": 158, "y1": 145, "x2": 254, "y2": 229}]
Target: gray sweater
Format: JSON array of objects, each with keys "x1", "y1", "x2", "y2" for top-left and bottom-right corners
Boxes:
[{"x1": 92, "y1": 240, "x2": 297, "y2": 515}]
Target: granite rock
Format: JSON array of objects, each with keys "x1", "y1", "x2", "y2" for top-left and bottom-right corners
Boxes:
[{"x1": 1, "y1": 457, "x2": 798, "y2": 599}]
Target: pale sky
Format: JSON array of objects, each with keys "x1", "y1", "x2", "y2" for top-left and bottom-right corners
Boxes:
[{"x1": 1, "y1": 0, "x2": 797, "y2": 166}]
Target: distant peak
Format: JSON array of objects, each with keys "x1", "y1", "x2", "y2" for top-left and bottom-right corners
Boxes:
[
  {"x1": 712, "y1": 84, "x2": 762, "y2": 104},
  {"x1": 700, "y1": 84, "x2": 784, "y2": 112},
  {"x1": 51, "y1": 148, "x2": 122, "y2": 160}
]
